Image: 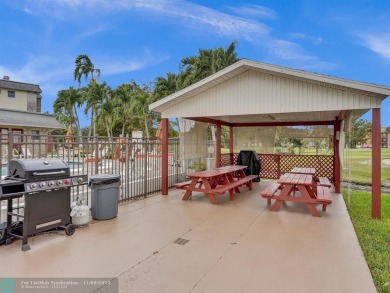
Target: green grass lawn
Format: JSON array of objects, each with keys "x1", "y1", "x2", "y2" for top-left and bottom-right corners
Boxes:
[
  {"x1": 343, "y1": 190, "x2": 390, "y2": 293},
  {"x1": 344, "y1": 148, "x2": 390, "y2": 185}
]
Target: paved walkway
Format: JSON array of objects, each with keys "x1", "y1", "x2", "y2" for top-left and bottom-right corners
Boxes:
[{"x1": 0, "y1": 181, "x2": 376, "y2": 293}]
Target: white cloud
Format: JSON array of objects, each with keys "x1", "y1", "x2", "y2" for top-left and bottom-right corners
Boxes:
[
  {"x1": 101, "y1": 52, "x2": 170, "y2": 75},
  {"x1": 264, "y1": 39, "x2": 337, "y2": 71},
  {"x1": 358, "y1": 33, "x2": 390, "y2": 59},
  {"x1": 0, "y1": 56, "x2": 70, "y2": 85},
  {"x1": 75, "y1": 25, "x2": 111, "y2": 41},
  {"x1": 227, "y1": 4, "x2": 277, "y2": 20},
  {"x1": 23, "y1": 0, "x2": 269, "y2": 40},
  {"x1": 266, "y1": 39, "x2": 314, "y2": 62},
  {"x1": 18, "y1": 0, "x2": 332, "y2": 71},
  {"x1": 290, "y1": 33, "x2": 324, "y2": 45}
]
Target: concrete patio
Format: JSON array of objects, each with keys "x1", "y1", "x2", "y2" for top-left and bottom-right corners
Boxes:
[{"x1": 0, "y1": 181, "x2": 376, "y2": 293}]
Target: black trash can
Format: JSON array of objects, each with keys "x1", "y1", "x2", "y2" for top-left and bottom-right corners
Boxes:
[
  {"x1": 237, "y1": 150, "x2": 261, "y2": 182},
  {"x1": 88, "y1": 174, "x2": 121, "y2": 220}
]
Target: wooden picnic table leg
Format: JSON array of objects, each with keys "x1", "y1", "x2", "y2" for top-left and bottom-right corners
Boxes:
[
  {"x1": 182, "y1": 177, "x2": 200, "y2": 201},
  {"x1": 210, "y1": 176, "x2": 220, "y2": 188},
  {"x1": 222, "y1": 174, "x2": 236, "y2": 200},
  {"x1": 201, "y1": 178, "x2": 219, "y2": 204},
  {"x1": 271, "y1": 184, "x2": 294, "y2": 212},
  {"x1": 237, "y1": 170, "x2": 246, "y2": 179},
  {"x1": 226, "y1": 172, "x2": 240, "y2": 193},
  {"x1": 297, "y1": 185, "x2": 320, "y2": 217},
  {"x1": 237, "y1": 170, "x2": 254, "y2": 190}
]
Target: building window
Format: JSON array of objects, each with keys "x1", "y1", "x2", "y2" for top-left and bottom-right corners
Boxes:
[
  {"x1": 8, "y1": 90, "x2": 15, "y2": 98},
  {"x1": 36, "y1": 96, "x2": 42, "y2": 112},
  {"x1": 1, "y1": 129, "x2": 8, "y2": 141},
  {"x1": 31, "y1": 130, "x2": 40, "y2": 140}
]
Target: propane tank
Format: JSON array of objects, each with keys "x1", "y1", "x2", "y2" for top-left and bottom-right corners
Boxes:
[{"x1": 70, "y1": 200, "x2": 90, "y2": 226}]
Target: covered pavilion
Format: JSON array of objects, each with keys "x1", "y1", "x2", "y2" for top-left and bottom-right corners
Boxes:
[{"x1": 149, "y1": 59, "x2": 390, "y2": 219}]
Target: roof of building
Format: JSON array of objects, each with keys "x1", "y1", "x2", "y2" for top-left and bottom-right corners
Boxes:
[
  {"x1": 0, "y1": 79, "x2": 41, "y2": 93},
  {"x1": 149, "y1": 59, "x2": 390, "y2": 125},
  {"x1": 0, "y1": 108, "x2": 63, "y2": 129}
]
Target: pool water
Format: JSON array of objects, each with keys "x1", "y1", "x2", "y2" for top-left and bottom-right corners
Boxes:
[{"x1": 1, "y1": 164, "x2": 8, "y2": 177}]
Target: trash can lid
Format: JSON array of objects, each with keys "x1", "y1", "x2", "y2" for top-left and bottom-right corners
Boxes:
[{"x1": 89, "y1": 174, "x2": 121, "y2": 184}]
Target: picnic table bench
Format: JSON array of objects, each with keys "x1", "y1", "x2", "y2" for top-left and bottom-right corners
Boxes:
[
  {"x1": 316, "y1": 176, "x2": 332, "y2": 187},
  {"x1": 316, "y1": 185, "x2": 332, "y2": 211},
  {"x1": 260, "y1": 182, "x2": 281, "y2": 205}
]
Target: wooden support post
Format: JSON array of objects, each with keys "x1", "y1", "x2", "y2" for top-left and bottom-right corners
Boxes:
[
  {"x1": 372, "y1": 108, "x2": 381, "y2": 219},
  {"x1": 229, "y1": 126, "x2": 234, "y2": 165},
  {"x1": 162, "y1": 118, "x2": 169, "y2": 195},
  {"x1": 334, "y1": 120, "x2": 341, "y2": 193},
  {"x1": 216, "y1": 123, "x2": 221, "y2": 168}
]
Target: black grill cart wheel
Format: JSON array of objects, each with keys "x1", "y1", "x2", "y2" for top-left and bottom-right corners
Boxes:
[{"x1": 65, "y1": 224, "x2": 75, "y2": 236}]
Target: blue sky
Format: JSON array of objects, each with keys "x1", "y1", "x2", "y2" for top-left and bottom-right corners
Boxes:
[{"x1": 1, "y1": 0, "x2": 389, "y2": 127}]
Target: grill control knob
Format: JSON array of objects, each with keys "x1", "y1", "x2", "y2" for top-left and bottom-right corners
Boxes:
[
  {"x1": 77, "y1": 177, "x2": 84, "y2": 184},
  {"x1": 30, "y1": 183, "x2": 37, "y2": 190},
  {"x1": 39, "y1": 182, "x2": 46, "y2": 188},
  {"x1": 57, "y1": 180, "x2": 63, "y2": 186},
  {"x1": 49, "y1": 181, "x2": 55, "y2": 187}
]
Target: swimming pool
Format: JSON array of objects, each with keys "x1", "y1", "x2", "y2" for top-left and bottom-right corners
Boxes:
[{"x1": 1, "y1": 163, "x2": 8, "y2": 178}]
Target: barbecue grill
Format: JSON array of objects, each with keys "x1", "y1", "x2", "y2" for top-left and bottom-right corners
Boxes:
[{"x1": 0, "y1": 158, "x2": 87, "y2": 251}]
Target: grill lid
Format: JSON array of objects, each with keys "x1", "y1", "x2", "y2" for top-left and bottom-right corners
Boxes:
[{"x1": 8, "y1": 158, "x2": 71, "y2": 180}]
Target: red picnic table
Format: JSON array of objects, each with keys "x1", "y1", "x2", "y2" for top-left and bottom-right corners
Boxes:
[
  {"x1": 260, "y1": 172, "x2": 332, "y2": 217},
  {"x1": 174, "y1": 165, "x2": 257, "y2": 204},
  {"x1": 289, "y1": 167, "x2": 316, "y2": 175}
]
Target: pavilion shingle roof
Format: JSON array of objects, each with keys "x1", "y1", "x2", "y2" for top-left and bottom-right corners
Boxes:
[
  {"x1": 0, "y1": 79, "x2": 41, "y2": 93},
  {"x1": 0, "y1": 108, "x2": 63, "y2": 129}
]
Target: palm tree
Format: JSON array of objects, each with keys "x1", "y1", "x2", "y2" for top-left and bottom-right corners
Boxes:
[
  {"x1": 211, "y1": 40, "x2": 238, "y2": 72},
  {"x1": 53, "y1": 87, "x2": 83, "y2": 136},
  {"x1": 83, "y1": 81, "x2": 111, "y2": 136},
  {"x1": 114, "y1": 81, "x2": 140, "y2": 136},
  {"x1": 97, "y1": 94, "x2": 115, "y2": 138},
  {"x1": 74, "y1": 54, "x2": 101, "y2": 84},
  {"x1": 73, "y1": 54, "x2": 102, "y2": 138},
  {"x1": 180, "y1": 40, "x2": 239, "y2": 87},
  {"x1": 154, "y1": 72, "x2": 179, "y2": 97},
  {"x1": 131, "y1": 84, "x2": 154, "y2": 139},
  {"x1": 153, "y1": 72, "x2": 181, "y2": 132}
]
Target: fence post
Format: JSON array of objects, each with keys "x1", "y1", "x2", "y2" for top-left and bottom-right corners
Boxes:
[
  {"x1": 94, "y1": 137, "x2": 99, "y2": 174},
  {"x1": 8, "y1": 132, "x2": 14, "y2": 162},
  {"x1": 143, "y1": 139, "x2": 148, "y2": 197}
]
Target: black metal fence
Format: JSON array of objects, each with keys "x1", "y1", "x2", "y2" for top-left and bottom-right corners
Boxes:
[{"x1": 0, "y1": 132, "x2": 181, "y2": 204}]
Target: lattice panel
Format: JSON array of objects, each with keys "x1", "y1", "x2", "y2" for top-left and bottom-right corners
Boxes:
[
  {"x1": 220, "y1": 153, "x2": 334, "y2": 182},
  {"x1": 220, "y1": 154, "x2": 232, "y2": 166},
  {"x1": 260, "y1": 154, "x2": 280, "y2": 179}
]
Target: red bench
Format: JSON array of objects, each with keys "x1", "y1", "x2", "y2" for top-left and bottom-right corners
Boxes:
[
  {"x1": 211, "y1": 175, "x2": 257, "y2": 197},
  {"x1": 317, "y1": 177, "x2": 331, "y2": 187},
  {"x1": 260, "y1": 182, "x2": 281, "y2": 205},
  {"x1": 316, "y1": 186, "x2": 332, "y2": 211},
  {"x1": 176, "y1": 175, "x2": 257, "y2": 203}
]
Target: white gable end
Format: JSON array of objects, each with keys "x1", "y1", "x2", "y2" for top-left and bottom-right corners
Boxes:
[{"x1": 162, "y1": 70, "x2": 382, "y2": 118}]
